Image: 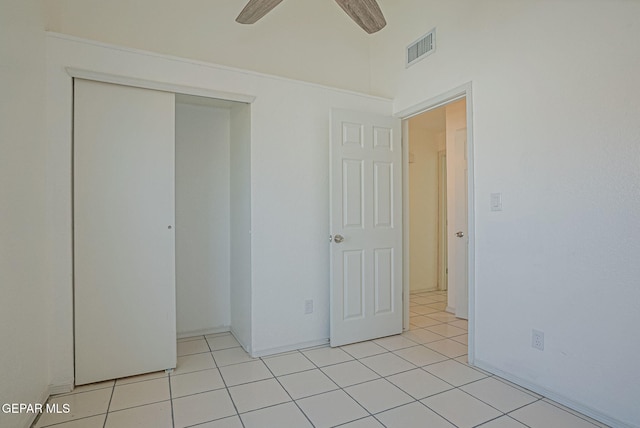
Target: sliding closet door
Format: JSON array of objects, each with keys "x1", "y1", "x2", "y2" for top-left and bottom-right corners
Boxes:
[{"x1": 74, "y1": 79, "x2": 176, "y2": 385}]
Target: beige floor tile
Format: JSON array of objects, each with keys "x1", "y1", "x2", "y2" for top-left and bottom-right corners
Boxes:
[
  {"x1": 411, "y1": 297, "x2": 438, "y2": 305},
  {"x1": 196, "y1": 415, "x2": 243, "y2": 427},
  {"x1": 410, "y1": 315, "x2": 445, "y2": 328},
  {"x1": 477, "y1": 415, "x2": 529, "y2": 427},
  {"x1": 360, "y1": 352, "x2": 416, "y2": 377},
  {"x1": 302, "y1": 346, "x2": 353, "y2": 367},
  {"x1": 296, "y1": 390, "x2": 368, "y2": 428},
  {"x1": 262, "y1": 352, "x2": 315, "y2": 376},
  {"x1": 206, "y1": 333, "x2": 241, "y2": 351},
  {"x1": 228, "y1": 378, "x2": 290, "y2": 413},
  {"x1": 376, "y1": 402, "x2": 455, "y2": 428},
  {"x1": 422, "y1": 389, "x2": 502, "y2": 428},
  {"x1": 109, "y1": 377, "x2": 170, "y2": 411},
  {"x1": 509, "y1": 400, "x2": 603, "y2": 428},
  {"x1": 425, "y1": 338, "x2": 468, "y2": 358},
  {"x1": 451, "y1": 333, "x2": 468, "y2": 344},
  {"x1": 427, "y1": 302, "x2": 449, "y2": 311},
  {"x1": 448, "y1": 319, "x2": 468, "y2": 330},
  {"x1": 461, "y1": 377, "x2": 538, "y2": 413},
  {"x1": 172, "y1": 389, "x2": 236, "y2": 428},
  {"x1": 541, "y1": 399, "x2": 610, "y2": 427},
  {"x1": 278, "y1": 368, "x2": 339, "y2": 399},
  {"x1": 339, "y1": 416, "x2": 386, "y2": 427},
  {"x1": 115, "y1": 370, "x2": 168, "y2": 386},
  {"x1": 491, "y1": 377, "x2": 542, "y2": 399},
  {"x1": 386, "y1": 368, "x2": 454, "y2": 400},
  {"x1": 402, "y1": 329, "x2": 446, "y2": 344},
  {"x1": 178, "y1": 335, "x2": 205, "y2": 343},
  {"x1": 410, "y1": 305, "x2": 441, "y2": 315},
  {"x1": 212, "y1": 347, "x2": 255, "y2": 367},
  {"x1": 344, "y1": 379, "x2": 413, "y2": 414},
  {"x1": 423, "y1": 360, "x2": 487, "y2": 386},
  {"x1": 177, "y1": 338, "x2": 210, "y2": 356},
  {"x1": 104, "y1": 400, "x2": 172, "y2": 428},
  {"x1": 219, "y1": 360, "x2": 272, "y2": 386},
  {"x1": 60, "y1": 380, "x2": 114, "y2": 396},
  {"x1": 241, "y1": 402, "x2": 312, "y2": 428},
  {"x1": 393, "y1": 345, "x2": 448, "y2": 367},
  {"x1": 34, "y1": 388, "x2": 112, "y2": 427},
  {"x1": 374, "y1": 335, "x2": 418, "y2": 351},
  {"x1": 170, "y1": 368, "x2": 225, "y2": 398},
  {"x1": 34, "y1": 414, "x2": 106, "y2": 428},
  {"x1": 426, "y1": 312, "x2": 458, "y2": 322},
  {"x1": 173, "y1": 352, "x2": 216, "y2": 375},
  {"x1": 341, "y1": 341, "x2": 388, "y2": 359},
  {"x1": 426, "y1": 323, "x2": 468, "y2": 338},
  {"x1": 321, "y1": 360, "x2": 380, "y2": 387}
]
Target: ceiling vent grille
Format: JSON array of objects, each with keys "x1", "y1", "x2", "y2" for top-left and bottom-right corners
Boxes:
[{"x1": 407, "y1": 29, "x2": 436, "y2": 67}]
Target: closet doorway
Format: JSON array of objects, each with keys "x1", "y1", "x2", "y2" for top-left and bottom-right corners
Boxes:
[{"x1": 73, "y1": 80, "x2": 251, "y2": 385}]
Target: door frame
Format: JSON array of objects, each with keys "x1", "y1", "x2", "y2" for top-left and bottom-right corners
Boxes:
[{"x1": 396, "y1": 82, "x2": 476, "y2": 364}]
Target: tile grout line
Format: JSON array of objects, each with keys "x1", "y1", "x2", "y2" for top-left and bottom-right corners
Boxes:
[
  {"x1": 168, "y1": 371, "x2": 176, "y2": 428},
  {"x1": 102, "y1": 381, "x2": 116, "y2": 428},
  {"x1": 259, "y1": 354, "x2": 318, "y2": 427}
]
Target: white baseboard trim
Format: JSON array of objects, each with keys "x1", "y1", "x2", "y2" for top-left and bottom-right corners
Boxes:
[
  {"x1": 473, "y1": 359, "x2": 633, "y2": 428},
  {"x1": 23, "y1": 387, "x2": 55, "y2": 428},
  {"x1": 49, "y1": 383, "x2": 73, "y2": 396},
  {"x1": 445, "y1": 305, "x2": 455, "y2": 314},
  {"x1": 230, "y1": 327, "x2": 252, "y2": 356},
  {"x1": 251, "y1": 338, "x2": 329, "y2": 358},
  {"x1": 177, "y1": 326, "x2": 230, "y2": 339}
]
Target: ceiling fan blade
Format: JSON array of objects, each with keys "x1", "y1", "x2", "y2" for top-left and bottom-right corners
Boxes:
[
  {"x1": 335, "y1": 0, "x2": 386, "y2": 34},
  {"x1": 236, "y1": 0, "x2": 284, "y2": 24}
]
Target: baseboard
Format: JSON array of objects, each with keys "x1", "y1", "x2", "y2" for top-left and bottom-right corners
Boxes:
[
  {"x1": 445, "y1": 305, "x2": 455, "y2": 314},
  {"x1": 177, "y1": 325, "x2": 230, "y2": 339},
  {"x1": 49, "y1": 383, "x2": 73, "y2": 396},
  {"x1": 251, "y1": 338, "x2": 329, "y2": 358},
  {"x1": 229, "y1": 327, "x2": 252, "y2": 356},
  {"x1": 473, "y1": 359, "x2": 633, "y2": 428},
  {"x1": 21, "y1": 387, "x2": 53, "y2": 428}
]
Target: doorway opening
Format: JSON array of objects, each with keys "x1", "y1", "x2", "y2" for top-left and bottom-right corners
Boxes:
[{"x1": 401, "y1": 86, "x2": 474, "y2": 363}]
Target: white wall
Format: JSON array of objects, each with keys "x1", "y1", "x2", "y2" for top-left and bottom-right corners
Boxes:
[
  {"x1": 175, "y1": 101, "x2": 231, "y2": 337},
  {"x1": 45, "y1": 33, "x2": 393, "y2": 384},
  {"x1": 372, "y1": 1, "x2": 640, "y2": 426},
  {"x1": 229, "y1": 102, "x2": 252, "y2": 351},
  {"x1": 0, "y1": 1, "x2": 50, "y2": 427},
  {"x1": 408, "y1": 126, "x2": 441, "y2": 292},
  {"x1": 43, "y1": 0, "x2": 373, "y2": 94}
]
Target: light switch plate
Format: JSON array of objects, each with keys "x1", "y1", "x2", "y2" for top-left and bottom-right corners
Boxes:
[{"x1": 490, "y1": 193, "x2": 502, "y2": 211}]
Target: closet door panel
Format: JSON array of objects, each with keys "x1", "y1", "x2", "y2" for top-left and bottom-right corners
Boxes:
[{"x1": 74, "y1": 79, "x2": 176, "y2": 385}]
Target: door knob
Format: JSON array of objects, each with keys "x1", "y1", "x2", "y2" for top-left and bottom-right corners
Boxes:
[
  {"x1": 455, "y1": 231, "x2": 464, "y2": 238},
  {"x1": 333, "y1": 234, "x2": 344, "y2": 243}
]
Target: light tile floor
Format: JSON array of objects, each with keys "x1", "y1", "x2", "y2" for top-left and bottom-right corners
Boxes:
[{"x1": 33, "y1": 290, "x2": 610, "y2": 428}]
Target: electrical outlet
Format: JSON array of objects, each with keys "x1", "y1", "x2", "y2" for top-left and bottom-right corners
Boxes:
[
  {"x1": 304, "y1": 299, "x2": 314, "y2": 315},
  {"x1": 532, "y1": 329, "x2": 544, "y2": 351}
]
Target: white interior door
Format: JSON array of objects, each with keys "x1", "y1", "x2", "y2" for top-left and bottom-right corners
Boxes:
[
  {"x1": 449, "y1": 128, "x2": 469, "y2": 319},
  {"x1": 330, "y1": 109, "x2": 402, "y2": 347},
  {"x1": 74, "y1": 79, "x2": 177, "y2": 385}
]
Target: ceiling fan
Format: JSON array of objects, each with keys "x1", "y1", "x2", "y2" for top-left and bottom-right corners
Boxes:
[{"x1": 236, "y1": 0, "x2": 387, "y2": 34}]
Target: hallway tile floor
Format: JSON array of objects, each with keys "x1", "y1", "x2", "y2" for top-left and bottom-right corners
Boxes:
[{"x1": 32, "y1": 291, "x2": 609, "y2": 428}]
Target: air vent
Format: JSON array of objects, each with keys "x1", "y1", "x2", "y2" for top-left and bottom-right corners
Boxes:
[{"x1": 406, "y1": 29, "x2": 436, "y2": 67}]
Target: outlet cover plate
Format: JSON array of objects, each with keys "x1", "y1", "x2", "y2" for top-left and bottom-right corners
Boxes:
[{"x1": 532, "y1": 329, "x2": 544, "y2": 351}]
